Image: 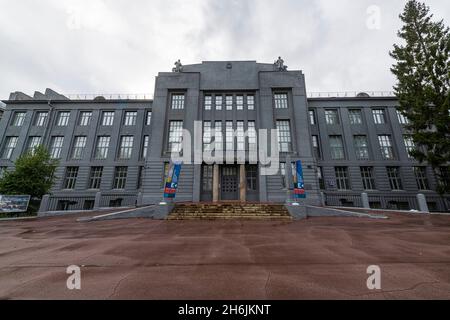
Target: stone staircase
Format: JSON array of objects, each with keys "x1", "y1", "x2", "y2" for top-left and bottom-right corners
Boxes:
[{"x1": 167, "y1": 203, "x2": 293, "y2": 221}]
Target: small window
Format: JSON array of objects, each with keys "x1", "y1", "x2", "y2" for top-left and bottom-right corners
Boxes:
[
  {"x1": 360, "y1": 167, "x2": 376, "y2": 190},
  {"x1": 142, "y1": 135, "x2": 150, "y2": 160},
  {"x1": 215, "y1": 95, "x2": 223, "y2": 110},
  {"x1": 168, "y1": 121, "x2": 183, "y2": 153},
  {"x1": 204, "y1": 95, "x2": 212, "y2": 110},
  {"x1": 27, "y1": 136, "x2": 42, "y2": 154},
  {"x1": 124, "y1": 111, "x2": 137, "y2": 126},
  {"x1": 414, "y1": 167, "x2": 429, "y2": 190},
  {"x1": 113, "y1": 167, "x2": 128, "y2": 189},
  {"x1": 50, "y1": 136, "x2": 64, "y2": 159},
  {"x1": 79, "y1": 111, "x2": 92, "y2": 126},
  {"x1": 276, "y1": 120, "x2": 292, "y2": 152},
  {"x1": 335, "y1": 167, "x2": 350, "y2": 190},
  {"x1": 312, "y1": 135, "x2": 321, "y2": 159},
  {"x1": 146, "y1": 111, "x2": 152, "y2": 125},
  {"x1": 325, "y1": 110, "x2": 339, "y2": 125},
  {"x1": 101, "y1": 111, "x2": 115, "y2": 126},
  {"x1": 89, "y1": 167, "x2": 103, "y2": 189},
  {"x1": 118, "y1": 136, "x2": 134, "y2": 160},
  {"x1": 387, "y1": 167, "x2": 403, "y2": 190},
  {"x1": 348, "y1": 109, "x2": 362, "y2": 125},
  {"x1": 378, "y1": 135, "x2": 394, "y2": 160},
  {"x1": 72, "y1": 136, "x2": 87, "y2": 160},
  {"x1": 373, "y1": 109, "x2": 386, "y2": 124},
  {"x1": 35, "y1": 112, "x2": 48, "y2": 127},
  {"x1": 226, "y1": 95, "x2": 233, "y2": 111},
  {"x1": 403, "y1": 135, "x2": 415, "y2": 159},
  {"x1": 236, "y1": 95, "x2": 244, "y2": 110},
  {"x1": 63, "y1": 167, "x2": 79, "y2": 189},
  {"x1": 274, "y1": 93, "x2": 288, "y2": 109},
  {"x1": 354, "y1": 135, "x2": 369, "y2": 160},
  {"x1": 2, "y1": 137, "x2": 18, "y2": 159},
  {"x1": 95, "y1": 136, "x2": 111, "y2": 160},
  {"x1": 12, "y1": 112, "x2": 26, "y2": 126},
  {"x1": 309, "y1": 110, "x2": 316, "y2": 125},
  {"x1": 329, "y1": 136, "x2": 345, "y2": 160},
  {"x1": 57, "y1": 111, "x2": 70, "y2": 127},
  {"x1": 247, "y1": 95, "x2": 255, "y2": 110},
  {"x1": 171, "y1": 94, "x2": 185, "y2": 110},
  {"x1": 397, "y1": 110, "x2": 409, "y2": 124}
]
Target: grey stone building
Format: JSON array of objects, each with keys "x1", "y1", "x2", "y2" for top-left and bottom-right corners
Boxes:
[{"x1": 0, "y1": 60, "x2": 448, "y2": 212}]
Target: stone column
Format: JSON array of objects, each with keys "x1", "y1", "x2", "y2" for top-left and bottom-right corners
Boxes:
[
  {"x1": 240, "y1": 164, "x2": 246, "y2": 202},
  {"x1": 213, "y1": 164, "x2": 220, "y2": 203}
]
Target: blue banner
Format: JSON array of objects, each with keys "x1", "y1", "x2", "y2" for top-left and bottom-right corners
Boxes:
[
  {"x1": 293, "y1": 160, "x2": 306, "y2": 199},
  {"x1": 164, "y1": 162, "x2": 182, "y2": 199}
]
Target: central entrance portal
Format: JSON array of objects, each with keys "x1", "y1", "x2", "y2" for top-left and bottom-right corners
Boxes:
[{"x1": 220, "y1": 165, "x2": 239, "y2": 200}]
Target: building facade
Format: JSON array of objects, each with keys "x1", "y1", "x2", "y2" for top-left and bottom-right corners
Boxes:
[{"x1": 0, "y1": 60, "x2": 448, "y2": 212}]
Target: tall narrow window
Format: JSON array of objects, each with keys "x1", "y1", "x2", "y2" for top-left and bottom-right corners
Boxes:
[
  {"x1": 63, "y1": 167, "x2": 79, "y2": 189},
  {"x1": 89, "y1": 167, "x2": 103, "y2": 189},
  {"x1": 2, "y1": 137, "x2": 18, "y2": 159},
  {"x1": 414, "y1": 167, "x2": 429, "y2": 190},
  {"x1": 214, "y1": 121, "x2": 223, "y2": 151},
  {"x1": 329, "y1": 135, "x2": 345, "y2": 160},
  {"x1": 79, "y1": 111, "x2": 92, "y2": 126},
  {"x1": 236, "y1": 95, "x2": 244, "y2": 110},
  {"x1": 142, "y1": 135, "x2": 150, "y2": 160},
  {"x1": 247, "y1": 95, "x2": 255, "y2": 110},
  {"x1": 35, "y1": 112, "x2": 48, "y2": 127},
  {"x1": 101, "y1": 111, "x2": 115, "y2": 126},
  {"x1": 27, "y1": 136, "x2": 42, "y2": 154},
  {"x1": 95, "y1": 136, "x2": 110, "y2": 159},
  {"x1": 226, "y1": 95, "x2": 233, "y2": 111},
  {"x1": 171, "y1": 93, "x2": 185, "y2": 110},
  {"x1": 124, "y1": 111, "x2": 137, "y2": 126},
  {"x1": 378, "y1": 135, "x2": 394, "y2": 160},
  {"x1": 204, "y1": 95, "x2": 212, "y2": 110},
  {"x1": 202, "y1": 165, "x2": 213, "y2": 192},
  {"x1": 403, "y1": 135, "x2": 415, "y2": 159},
  {"x1": 248, "y1": 121, "x2": 257, "y2": 151},
  {"x1": 276, "y1": 120, "x2": 292, "y2": 152},
  {"x1": 225, "y1": 121, "x2": 234, "y2": 151},
  {"x1": 325, "y1": 110, "x2": 339, "y2": 125},
  {"x1": 203, "y1": 121, "x2": 212, "y2": 151},
  {"x1": 317, "y1": 167, "x2": 325, "y2": 189},
  {"x1": 118, "y1": 136, "x2": 134, "y2": 160},
  {"x1": 354, "y1": 135, "x2": 369, "y2": 160},
  {"x1": 372, "y1": 109, "x2": 386, "y2": 124},
  {"x1": 12, "y1": 112, "x2": 26, "y2": 126},
  {"x1": 309, "y1": 110, "x2": 316, "y2": 125},
  {"x1": 168, "y1": 121, "x2": 183, "y2": 153},
  {"x1": 215, "y1": 95, "x2": 223, "y2": 111},
  {"x1": 387, "y1": 167, "x2": 403, "y2": 190},
  {"x1": 274, "y1": 93, "x2": 288, "y2": 109},
  {"x1": 397, "y1": 110, "x2": 409, "y2": 124},
  {"x1": 50, "y1": 136, "x2": 64, "y2": 159},
  {"x1": 57, "y1": 111, "x2": 70, "y2": 126},
  {"x1": 72, "y1": 136, "x2": 87, "y2": 160},
  {"x1": 360, "y1": 167, "x2": 376, "y2": 190},
  {"x1": 312, "y1": 135, "x2": 321, "y2": 159},
  {"x1": 113, "y1": 167, "x2": 128, "y2": 189},
  {"x1": 348, "y1": 109, "x2": 362, "y2": 125},
  {"x1": 146, "y1": 111, "x2": 152, "y2": 125},
  {"x1": 335, "y1": 167, "x2": 350, "y2": 190},
  {"x1": 236, "y1": 121, "x2": 245, "y2": 151},
  {"x1": 137, "y1": 166, "x2": 144, "y2": 189}
]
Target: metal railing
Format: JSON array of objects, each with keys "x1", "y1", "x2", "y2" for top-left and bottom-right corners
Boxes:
[
  {"x1": 62, "y1": 93, "x2": 153, "y2": 100},
  {"x1": 45, "y1": 192, "x2": 138, "y2": 212},
  {"x1": 48, "y1": 195, "x2": 96, "y2": 211},
  {"x1": 307, "y1": 91, "x2": 396, "y2": 98},
  {"x1": 99, "y1": 193, "x2": 138, "y2": 208}
]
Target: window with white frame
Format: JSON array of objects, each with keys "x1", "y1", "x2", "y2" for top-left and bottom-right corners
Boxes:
[
  {"x1": 203, "y1": 121, "x2": 212, "y2": 151},
  {"x1": 335, "y1": 167, "x2": 350, "y2": 190},
  {"x1": 63, "y1": 167, "x2": 79, "y2": 189},
  {"x1": 247, "y1": 95, "x2": 255, "y2": 110},
  {"x1": 329, "y1": 135, "x2": 345, "y2": 160},
  {"x1": 50, "y1": 136, "x2": 64, "y2": 159},
  {"x1": 348, "y1": 109, "x2": 363, "y2": 125},
  {"x1": 226, "y1": 95, "x2": 233, "y2": 111},
  {"x1": 248, "y1": 121, "x2": 257, "y2": 151},
  {"x1": 397, "y1": 110, "x2": 409, "y2": 124},
  {"x1": 236, "y1": 95, "x2": 244, "y2": 110},
  {"x1": 57, "y1": 111, "x2": 70, "y2": 126},
  {"x1": 354, "y1": 135, "x2": 369, "y2": 160},
  {"x1": 378, "y1": 135, "x2": 394, "y2": 159},
  {"x1": 72, "y1": 136, "x2": 87, "y2": 160},
  {"x1": 146, "y1": 111, "x2": 152, "y2": 125},
  {"x1": 118, "y1": 136, "x2": 134, "y2": 159},
  {"x1": 387, "y1": 167, "x2": 403, "y2": 190},
  {"x1": 168, "y1": 121, "x2": 183, "y2": 153},
  {"x1": 274, "y1": 93, "x2": 288, "y2": 109},
  {"x1": 95, "y1": 136, "x2": 110, "y2": 159},
  {"x1": 79, "y1": 111, "x2": 92, "y2": 126},
  {"x1": 414, "y1": 167, "x2": 429, "y2": 190},
  {"x1": 360, "y1": 167, "x2": 376, "y2": 190},
  {"x1": 2, "y1": 137, "x2": 18, "y2": 159},
  {"x1": 225, "y1": 121, "x2": 234, "y2": 151},
  {"x1": 171, "y1": 94, "x2": 185, "y2": 110},
  {"x1": 204, "y1": 95, "x2": 212, "y2": 110},
  {"x1": 124, "y1": 111, "x2": 137, "y2": 126},
  {"x1": 325, "y1": 110, "x2": 339, "y2": 125},
  {"x1": 372, "y1": 109, "x2": 386, "y2": 124},
  {"x1": 113, "y1": 167, "x2": 128, "y2": 189},
  {"x1": 276, "y1": 120, "x2": 292, "y2": 152},
  {"x1": 12, "y1": 112, "x2": 26, "y2": 126},
  {"x1": 35, "y1": 112, "x2": 48, "y2": 127},
  {"x1": 403, "y1": 135, "x2": 415, "y2": 159},
  {"x1": 309, "y1": 110, "x2": 316, "y2": 125},
  {"x1": 236, "y1": 121, "x2": 245, "y2": 151},
  {"x1": 101, "y1": 111, "x2": 115, "y2": 126},
  {"x1": 214, "y1": 121, "x2": 223, "y2": 151},
  {"x1": 27, "y1": 136, "x2": 42, "y2": 154},
  {"x1": 142, "y1": 135, "x2": 149, "y2": 160},
  {"x1": 215, "y1": 95, "x2": 223, "y2": 110}
]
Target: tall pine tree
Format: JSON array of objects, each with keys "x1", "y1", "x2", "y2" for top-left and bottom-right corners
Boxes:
[{"x1": 390, "y1": 0, "x2": 450, "y2": 194}]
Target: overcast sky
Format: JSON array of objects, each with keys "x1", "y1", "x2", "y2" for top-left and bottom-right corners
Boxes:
[{"x1": 0, "y1": 0, "x2": 449, "y2": 99}]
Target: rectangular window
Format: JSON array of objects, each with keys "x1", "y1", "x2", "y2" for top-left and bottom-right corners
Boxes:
[
  {"x1": 215, "y1": 95, "x2": 223, "y2": 111},
  {"x1": 248, "y1": 121, "x2": 257, "y2": 151},
  {"x1": 142, "y1": 135, "x2": 150, "y2": 160},
  {"x1": 236, "y1": 95, "x2": 244, "y2": 110},
  {"x1": 226, "y1": 95, "x2": 233, "y2": 111},
  {"x1": 225, "y1": 121, "x2": 234, "y2": 151},
  {"x1": 325, "y1": 109, "x2": 339, "y2": 125},
  {"x1": 309, "y1": 110, "x2": 316, "y2": 125},
  {"x1": 397, "y1": 110, "x2": 409, "y2": 124},
  {"x1": 27, "y1": 136, "x2": 42, "y2": 154},
  {"x1": 387, "y1": 167, "x2": 403, "y2": 190},
  {"x1": 236, "y1": 121, "x2": 245, "y2": 151},
  {"x1": 137, "y1": 166, "x2": 144, "y2": 189},
  {"x1": 146, "y1": 111, "x2": 152, "y2": 125},
  {"x1": 57, "y1": 111, "x2": 70, "y2": 126},
  {"x1": 35, "y1": 112, "x2": 48, "y2": 127},
  {"x1": 276, "y1": 120, "x2": 292, "y2": 152},
  {"x1": 203, "y1": 121, "x2": 212, "y2": 152},
  {"x1": 118, "y1": 136, "x2": 134, "y2": 160},
  {"x1": 89, "y1": 167, "x2": 103, "y2": 189},
  {"x1": 312, "y1": 135, "x2": 321, "y2": 159},
  {"x1": 335, "y1": 167, "x2": 350, "y2": 190},
  {"x1": 246, "y1": 165, "x2": 258, "y2": 191},
  {"x1": 214, "y1": 121, "x2": 223, "y2": 151},
  {"x1": 317, "y1": 167, "x2": 325, "y2": 190},
  {"x1": 101, "y1": 111, "x2": 115, "y2": 126},
  {"x1": 95, "y1": 136, "x2": 110, "y2": 159},
  {"x1": 63, "y1": 167, "x2": 79, "y2": 189},
  {"x1": 274, "y1": 93, "x2": 288, "y2": 109},
  {"x1": 247, "y1": 95, "x2": 255, "y2": 110},
  {"x1": 50, "y1": 136, "x2": 64, "y2": 159},
  {"x1": 79, "y1": 111, "x2": 92, "y2": 126},
  {"x1": 168, "y1": 121, "x2": 183, "y2": 153},
  {"x1": 204, "y1": 95, "x2": 212, "y2": 110},
  {"x1": 372, "y1": 109, "x2": 386, "y2": 124},
  {"x1": 354, "y1": 135, "x2": 369, "y2": 160},
  {"x1": 329, "y1": 135, "x2": 345, "y2": 160},
  {"x1": 113, "y1": 167, "x2": 128, "y2": 189},
  {"x1": 202, "y1": 165, "x2": 213, "y2": 192},
  {"x1": 2, "y1": 137, "x2": 18, "y2": 159},
  {"x1": 124, "y1": 111, "x2": 137, "y2": 126},
  {"x1": 171, "y1": 93, "x2": 185, "y2": 110},
  {"x1": 414, "y1": 167, "x2": 429, "y2": 190},
  {"x1": 349, "y1": 109, "x2": 363, "y2": 125},
  {"x1": 12, "y1": 112, "x2": 26, "y2": 126},
  {"x1": 378, "y1": 135, "x2": 394, "y2": 160},
  {"x1": 403, "y1": 135, "x2": 415, "y2": 159},
  {"x1": 360, "y1": 167, "x2": 376, "y2": 190},
  {"x1": 72, "y1": 136, "x2": 87, "y2": 160}
]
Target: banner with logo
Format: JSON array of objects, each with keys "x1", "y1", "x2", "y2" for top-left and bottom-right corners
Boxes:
[
  {"x1": 0, "y1": 195, "x2": 31, "y2": 213},
  {"x1": 164, "y1": 162, "x2": 182, "y2": 199},
  {"x1": 293, "y1": 160, "x2": 306, "y2": 199}
]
